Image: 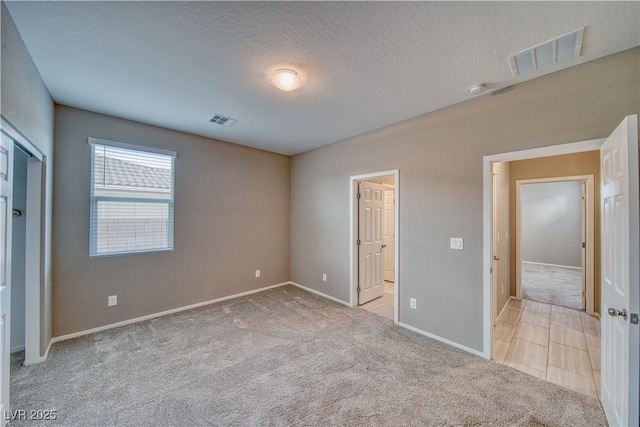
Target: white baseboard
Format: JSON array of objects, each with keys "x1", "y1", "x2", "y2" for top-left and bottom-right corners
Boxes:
[
  {"x1": 51, "y1": 281, "x2": 290, "y2": 344},
  {"x1": 288, "y1": 281, "x2": 351, "y2": 307},
  {"x1": 521, "y1": 261, "x2": 581, "y2": 270},
  {"x1": 398, "y1": 322, "x2": 485, "y2": 358},
  {"x1": 45, "y1": 280, "x2": 485, "y2": 365},
  {"x1": 22, "y1": 340, "x2": 52, "y2": 366}
]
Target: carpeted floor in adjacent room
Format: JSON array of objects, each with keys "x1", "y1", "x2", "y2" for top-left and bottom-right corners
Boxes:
[
  {"x1": 522, "y1": 263, "x2": 583, "y2": 309},
  {"x1": 10, "y1": 285, "x2": 607, "y2": 426}
]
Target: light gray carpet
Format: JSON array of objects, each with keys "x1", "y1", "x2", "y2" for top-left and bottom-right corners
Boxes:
[
  {"x1": 522, "y1": 263, "x2": 583, "y2": 309},
  {"x1": 11, "y1": 285, "x2": 606, "y2": 426}
]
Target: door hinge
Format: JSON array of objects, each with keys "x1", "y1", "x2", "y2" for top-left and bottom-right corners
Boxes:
[
  {"x1": 631, "y1": 313, "x2": 639, "y2": 325},
  {"x1": 490, "y1": 267, "x2": 493, "y2": 274},
  {"x1": 357, "y1": 239, "x2": 361, "y2": 246},
  {"x1": 582, "y1": 242, "x2": 586, "y2": 248},
  {"x1": 357, "y1": 286, "x2": 361, "y2": 294},
  {"x1": 357, "y1": 193, "x2": 361, "y2": 200}
]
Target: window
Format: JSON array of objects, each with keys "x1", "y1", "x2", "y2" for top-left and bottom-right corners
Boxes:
[{"x1": 89, "y1": 138, "x2": 176, "y2": 257}]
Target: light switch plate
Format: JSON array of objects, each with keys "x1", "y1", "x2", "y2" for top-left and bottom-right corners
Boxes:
[{"x1": 450, "y1": 237, "x2": 464, "y2": 250}]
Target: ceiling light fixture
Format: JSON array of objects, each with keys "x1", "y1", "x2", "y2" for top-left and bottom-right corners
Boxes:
[
  {"x1": 269, "y1": 69, "x2": 302, "y2": 92},
  {"x1": 469, "y1": 83, "x2": 487, "y2": 96}
]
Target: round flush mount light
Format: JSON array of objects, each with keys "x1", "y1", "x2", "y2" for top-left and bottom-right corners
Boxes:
[
  {"x1": 269, "y1": 69, "x2": 303, "y2": 92},
  {"x1": 469, "y1": 83, "x2": 487, "y2": 96}
]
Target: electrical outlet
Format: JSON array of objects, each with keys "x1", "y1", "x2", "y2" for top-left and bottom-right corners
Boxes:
[
  {"x1": 255, "y1": 269, "x2": 261, "y2": 278},
  {"x1": 322, "y1": 273, "x2": 327, "y2": 281},
  {"x1": 450, "y1": 237, "x2": 464, "y2": 250},
  {"x1": 410, "y1": 298, "x2": 417, "y2": 310},
  {"x1": 108, "y1": 295, "x2": 117, "y2": 307}
]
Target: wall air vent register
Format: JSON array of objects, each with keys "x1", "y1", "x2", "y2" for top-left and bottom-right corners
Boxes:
[
  {"x1": 508, "y1": 28, "x2": 584, "y2": 77},
  {"x1": 209, "y1": 114, "x2": 238, "y2": 127}
]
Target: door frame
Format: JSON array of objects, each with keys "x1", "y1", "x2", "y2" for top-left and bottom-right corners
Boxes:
[
  {"x1": 350, "y1": 169, "x2": 399, "y2": 323},
  {"x1": 515, "y1": 175, "x2": 595, "y2": 314},
  {"x1": 491, "y1": 164, "x2": 508, "y2": 324},
  {"x1": 0, "y1": 117, "x2": 45, "y2": 366},
  {"x1": 482, "y1": 138, "x2": 603, "y2": 359}
]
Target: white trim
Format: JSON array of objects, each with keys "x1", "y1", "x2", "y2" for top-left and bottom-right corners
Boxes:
[
  {"x1": 88, "y1": 137, "x2": 177, "y2": 158},
  {"x1": 51, "y1": 282, "x2": 289, "y2": 344},
  {"x1": 349, "y1": 170, "x2": 400, "y2": 324},
  {"x1": 515, "y1": 175, "x2": 595, "y2": 315},
  {"x1": 398, "y1": 322, "x2": 484, "y2": 358},
  {"x1": 24, "y1": 157, "x2": 44, "y2": 365},
  {"x1": 0, "y1": 116, "x2": 44, "y2": 161},
  {"x1": 483, "y1": 138, "x2": 604, "y2": 360},
  {"x1": 289, "y1": 282, "x2": 351, "y2": 307},
  {"x1": 23, "y1": 340, "x2": 51, "y2": 366},
  {"x1": 521, "y1": 261, "x2": 582, "y2": 270}
]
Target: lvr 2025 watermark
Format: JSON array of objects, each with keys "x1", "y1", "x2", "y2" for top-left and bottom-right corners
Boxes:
[{"x1": 4, "y1": 409, "x2": 57, "y2": 421}]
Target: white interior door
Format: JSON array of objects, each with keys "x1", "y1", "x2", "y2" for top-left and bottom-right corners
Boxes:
[
  {"x1": 358, "y1": 181, "x2": 385, "y2": 305},
  {"x1": 383, "y1": 187, "x2": 395, "y2": 282},
  {"x1": 600, "y1": 115, "x2": 639, "y2": 427},
  {"x1": 0, "y1": 131, "x2": 14, "y2": 425}
]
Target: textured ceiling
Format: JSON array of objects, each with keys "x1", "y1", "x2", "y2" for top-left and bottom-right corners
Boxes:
[{"x1": 4, "y1": 1, "x2": 639, "y2": 155}]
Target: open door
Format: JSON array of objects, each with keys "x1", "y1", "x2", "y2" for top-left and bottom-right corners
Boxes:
[
  {"x1": 383, "y1": 187, "x2": 395, "y2": 282},
  {"x1": 600, "y1": 115, "x2": 639, "y2": 427},
  {"x1": 358, "y1": 181, "x2": 385, "y2": 305},
  {"x1": 0, "y1": 131, "x2": 14, "y2": 425}
]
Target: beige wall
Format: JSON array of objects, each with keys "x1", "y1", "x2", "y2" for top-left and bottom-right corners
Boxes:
[
  {"x1": 53, "y1": 106, "x2": 291, "y2": 336},
  {"x1": 290, "y1": 48, "x2": 639, "y2": 352},
  {"x1": 493, "y1": 162, "x2": 510, "y2": 318},
  {"x1": 509, "y1": 150, "x2": 601, "y2": 312},
  {"x1": 1, "y1": 3, "x2": 55, "y2": 355}
]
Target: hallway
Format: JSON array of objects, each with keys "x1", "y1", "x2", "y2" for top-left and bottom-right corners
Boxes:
[{"x1": 494, "y1": 298, "x2": 600, "y2": 398}]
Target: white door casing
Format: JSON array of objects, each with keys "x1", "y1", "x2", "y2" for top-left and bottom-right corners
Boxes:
[
  {"x1": 581, "y1": 180, "x2": 587, "y2": 310},
  {"x1": 600, "y1": 115, "x2": 639, "y2": 427},
  {"x1": 514, "y1": 175, "x2": 595, "y2": 314},
  {"x1": 0, "y1": 131, "x2": 13, "y2": 425},
  {"x1": 383, "y1": 187, "x2": 395, "y2": 282},
  {"x1": 358, "y1": 181, "x2": 385, "y2": 305}
]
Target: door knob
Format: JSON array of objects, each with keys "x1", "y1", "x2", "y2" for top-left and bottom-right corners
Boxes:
[
  {"x1": 493, "y1": 255, "x2": 500, "y2": 261},
  {"x1": 607, "y1": 307, "x2": 628, "y2": 320},
  {"x1": 381, "y1": 244, "x2": 387, "y2": 249}
]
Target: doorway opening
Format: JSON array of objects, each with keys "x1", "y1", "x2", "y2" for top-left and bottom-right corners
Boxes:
[
  {"x1": 516, "y1": 177, "x2": 594, "y2": 312},
  {"x1": 0, "y1": 120, "x2": 46, "y2": 369},
  {"x1": 350, "y1": 170, "x2": 399, "y2": 323},
  {"x1": 483, "y1": 139, "x2": 604, "y2": 398}
]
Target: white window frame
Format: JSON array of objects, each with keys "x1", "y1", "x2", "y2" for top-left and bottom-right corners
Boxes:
[{"x1": 88, "y1": 137, "x2": 177, "y2": 257}]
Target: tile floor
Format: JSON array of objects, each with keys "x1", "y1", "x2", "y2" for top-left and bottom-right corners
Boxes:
[
  {"x1": 494, "y1": 298, "x2": 601, "y2": 398},
  {"x1": 361, "y1": 281, "x2": 394, "y2": 320}
]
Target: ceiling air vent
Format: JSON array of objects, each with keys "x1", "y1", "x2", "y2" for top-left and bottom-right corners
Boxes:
[
  {"x1": 508, "y1": 27, "x2": 584, "y2": 77},
  {"x1": 209, "y1": 114, "x2": 238, "y2": 127}
]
